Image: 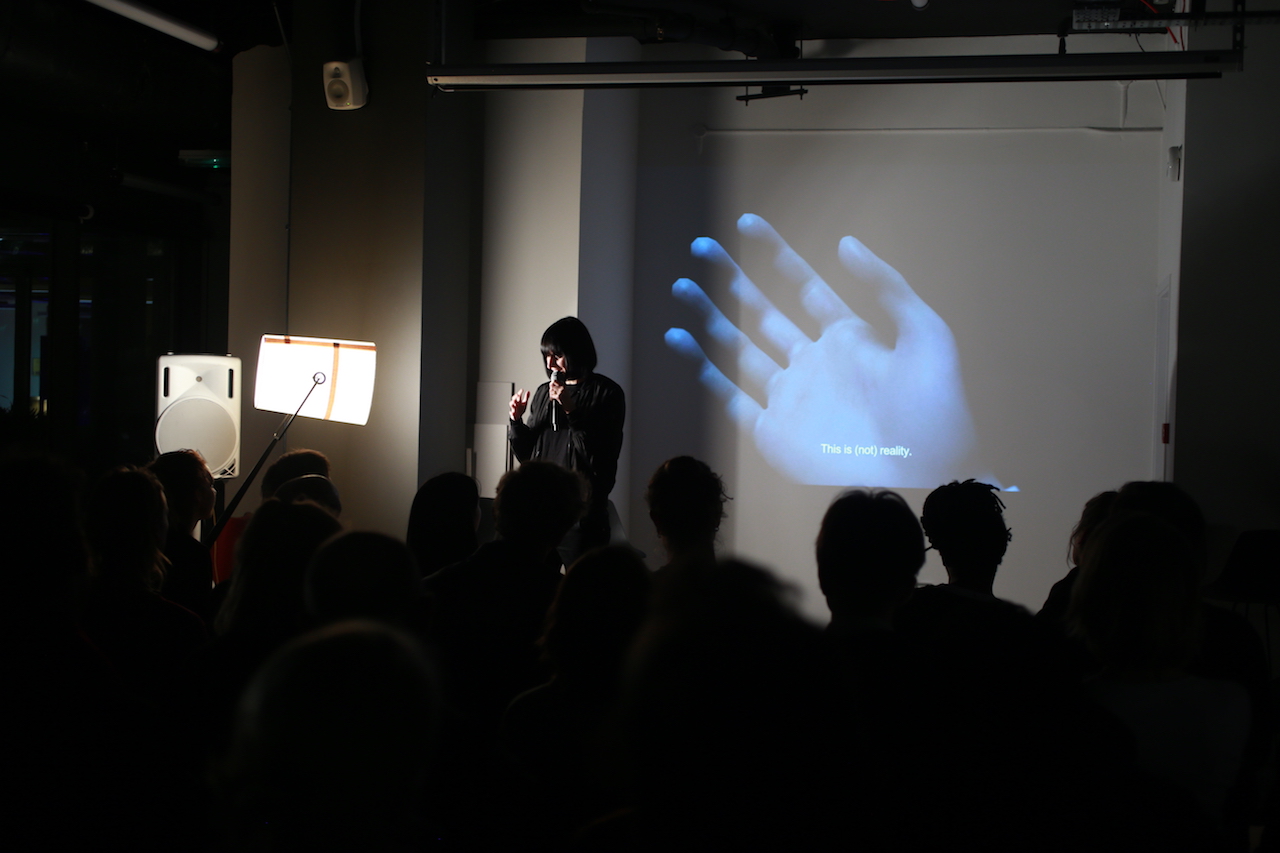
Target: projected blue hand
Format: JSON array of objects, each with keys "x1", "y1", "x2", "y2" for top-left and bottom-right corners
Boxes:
[{"x1": 666, "y1": 214, "x2": 996, "y2": 489}]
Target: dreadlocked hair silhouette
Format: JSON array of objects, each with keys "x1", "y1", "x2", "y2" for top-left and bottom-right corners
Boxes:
[{"x1": 920, "y1": 479, "x2": 1011, "y2": 569}]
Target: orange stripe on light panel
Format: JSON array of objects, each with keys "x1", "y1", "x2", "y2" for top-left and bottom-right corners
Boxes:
[
  {"x1": 263, "y1": 334, "x2": 374, "y2": 352},
  {"x1": 324, "y1": 342, "x2": 340, "y2": 420}
]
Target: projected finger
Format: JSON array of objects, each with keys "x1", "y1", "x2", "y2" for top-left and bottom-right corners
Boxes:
[
  {"x1": 665, "y1": 328, "x2": 764, "y2": 431},
  {"x1": 839, "y1": 234, "x2": 939, "y2": 322},
  {"x1": 690, "y1": 236, "x2": 810, "y2": 358},
  {"x1": 737, "y1": 214, "x2": 858, "y2": 331},
  {"x1": 672, "y1": 278, "x2": 783, "y2": 391}
]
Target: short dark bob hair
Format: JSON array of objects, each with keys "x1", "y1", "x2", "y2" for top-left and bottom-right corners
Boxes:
[{"x1": 540, "y1": 317, "x2": 598, "y2": 377}]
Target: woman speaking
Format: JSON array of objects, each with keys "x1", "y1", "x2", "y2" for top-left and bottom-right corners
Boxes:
[{"x1": 508, "y1": 317, "x2": 625, "y2": 566}]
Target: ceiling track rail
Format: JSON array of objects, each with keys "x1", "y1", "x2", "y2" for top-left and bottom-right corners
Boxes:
[
  {"x1": 1071, "y1": 8, "x2": 1280, "y2": 31},
  {"x1": 428, "y1": 49, "x2": 1241, "y2": 91}
]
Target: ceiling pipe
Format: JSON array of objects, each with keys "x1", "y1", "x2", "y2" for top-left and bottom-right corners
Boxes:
[{"x1": 83, "y1": 0, "x2": 220, "y2": 51}]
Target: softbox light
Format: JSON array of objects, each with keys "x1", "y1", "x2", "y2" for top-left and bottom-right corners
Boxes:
[{"x1": 253, "y1": 334, "x2": 376, "y2": 426}]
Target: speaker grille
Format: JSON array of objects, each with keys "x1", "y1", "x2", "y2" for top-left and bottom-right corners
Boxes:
[{"x1": 155, "y1": 397, "x2": 239, "y2": 478}]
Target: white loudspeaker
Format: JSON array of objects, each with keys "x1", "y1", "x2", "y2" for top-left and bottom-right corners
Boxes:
[
  {"x1": 324, "y1": 59, "x2": 368, "y2": 110},
  {"x1": 156, "y1": 354, "x2": 242, "y2": 479}
]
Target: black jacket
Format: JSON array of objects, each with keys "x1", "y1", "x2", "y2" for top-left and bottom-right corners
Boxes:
[{"x1": 508, "y1": 372, "x2": 624, "y2": 509}]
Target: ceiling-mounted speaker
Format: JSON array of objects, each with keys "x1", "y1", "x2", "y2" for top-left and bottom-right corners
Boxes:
[
  {"x1": 324, "y1": 59, "x2": 368, "y2": 110},
  {"x1": 156, "y1": 354, "x2": 242, "y2": 479}
]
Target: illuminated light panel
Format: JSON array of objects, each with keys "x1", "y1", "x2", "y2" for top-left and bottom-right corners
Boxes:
[{"x1": 254, "y1": 334, "x2": 376, "y2": 426}]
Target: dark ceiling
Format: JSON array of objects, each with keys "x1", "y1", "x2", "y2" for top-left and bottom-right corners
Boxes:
[
  {"x1": 473, "y1": 0, "x2": 1088, "y2": 57},
  {"x1": 2, "y1": 0, "x2": 286, "y2": 137},
  {"x1": 57, "y1": 0, "x2": 1147, "y2": 53},
  {"x1": 0, "y1": 0, "x2": 1222, "y2": 190}
]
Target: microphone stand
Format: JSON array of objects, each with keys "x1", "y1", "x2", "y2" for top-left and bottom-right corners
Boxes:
[{"x1": 206, "y1": 372, "x2": 326, "y2": 547}]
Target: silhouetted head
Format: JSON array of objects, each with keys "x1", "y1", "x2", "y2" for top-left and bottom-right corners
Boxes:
[
  {"x1": 816, "y1": 489, "x2": 925, "y2": 623},
  {"x1": 85, "y1": 466, "x2": 168, "y2": 593},
  {"x1": 921, "y1": 480, "x2": 1010, "y2": 591},
  {"x1": 1112, "y1": 481, "x2": 1208, "y2": 581},
  {"x1": 222, "y1": 620, "x2": 440, "y2": 851},
  {"x1": 1069, "y1": 490, "x2": 1118, "y2": 566},
  {"x1": 645, "y1": 456, "x2": 728, "y2": 556},
  {"x1": 1069, "y1": 511, "x2": 1201, "y2": 673},
  {"x1": 306, "y1": 531, "x2": 420, "y2": 628},
  {"x1": 540, "y1": 545, "x2": 652, "y2": 689},
  {"x1": 406, "y1": 472, "x2": 480, "y2": 576},
  {"x1": 261, "y1": 449, "x2": 331, "y2": 499},
  {"x1": 493, "y1": 461, "x2": 587, "y2": 554},
  {"x1": 148, "y1": 448, "x2": 216, "y2": 532},
  {"x1": 274, "y1": 474, "x2": 342, "y2": 517},
  {"x1": 618, "y1": 559, "x2": 828, "y2": 837},
  {"x1": 540, "y1": 316, "x2": 597, "y2": 379},
  {"x1": 215, "y1": 499, "x2": 342, "y2": 637}
]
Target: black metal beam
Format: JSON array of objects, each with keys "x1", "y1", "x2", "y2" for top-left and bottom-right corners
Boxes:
[
  {"x1": 1072, "y1": 9, "x2": 1280, "y2": 31},
  {"x1": 428, "y1": 49, "x2": 1241, "y2": 90}
]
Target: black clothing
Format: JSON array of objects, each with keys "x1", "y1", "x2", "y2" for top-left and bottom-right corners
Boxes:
[
  {"x1": 1039, "y1": 569, "x2": 1268, "y2": 697},
  {"x1": 508, "y1": 372, "x2": 625, "y2": 507},
  {"x1": 1037, "y1": 565, "x2": 1078, "y2": 629},
  {"x1": 80, "y1": 585, "x2": 207, "y2": 704},
  {"x1": 422, "y1": 540, "x2": 565, "y2": 724},
  {"x1": 509, "y1": 372, "x2": 624, "y2": 561},
  {"x1": 895, "y1": 583, "x2": 1077, "y2": 696},
  {"x1": 160, "y1": 529, "x2": 215, "y2": 621},
  {"x1": 1038, "y1": 567, "x2": 1270, "y2": 830}
]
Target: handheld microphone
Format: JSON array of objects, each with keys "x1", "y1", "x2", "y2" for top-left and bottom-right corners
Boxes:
[{"x1": 550, "y1": 370, "x2": 561, "y2": 430}]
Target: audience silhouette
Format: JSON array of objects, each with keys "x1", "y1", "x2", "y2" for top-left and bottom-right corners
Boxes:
[
  {"x1": 422, "y1": 460, "x2": 586, "y2": 726},
  {"x1": 817, "y1": 488, "x2": 924, "y2": 633},
  {"x1": 148, "y1": 448, "x2": 218, "y2": 619},
  {"x1": 1, "y1": 453, "x2": 176, "y2": 851},
  {"x1": 217, "y1": 620, "x2": 441, "y2": 853},
  {"x1": 210, "y1": 446, "x2": 336, "y2": 595},
  {"x1": 1072, "y1": 510, "x2": 1250, "y2": 827},
  {"x1": 406, "y1": 471, "x2": 481, "y2": 577},
  {"x1": 894, "y1": 479, "x2": 1057, "y2": 688},
  {"x1": 644, "y1": 455, "x2": 728, "y2": 574},
  {"x1": 181, "y1": 499, "x2": 343, "y2": 770},
  {"x1": 80, "y1": 466, "x2": 207, "y2": 704},
  {"x1": 305, "y1": 530, "x2": 424, "y2": 633},
  {"x1": 602, "y1": 558, "x2": 835, "y2": 850},
  {"x1": 1038, "y1": 489, "x2": 1119, "y2": 629},
  {"x1": 273, "y1": 472, "x2": 343, "y2": 516},
  {"x1": 500, "y1": 545, "x2": 653, "y2": 846},
  {"x1": 919, "y1": 477, "x2": 1012, "y2": 594},
  {"x1": 260, "y1": 447, "x2": 332, "y2": 499},
  {"x1": 2, "y1": 439, "x2": 1274, "y2": 853}
]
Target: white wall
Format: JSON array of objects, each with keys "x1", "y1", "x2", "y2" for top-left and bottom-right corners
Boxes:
[
  {"x1": 228, "y1": 45, "x2": 291, "y2": 519},
  {"x1": 230, "y1": 5, "x2": 481, "y2": 538},
  {"x1": 478, "y1": 38, "x2": 648, "y2": 522},
  {"x1": 577, "y1": 37, "x2": 641, "y2": 524},
  {"x1": 276, "y1": 0, "x2": 428, "y2": 536},
  {"x1": 478, "y1": 38, "x2": 586, "y2": 435}
]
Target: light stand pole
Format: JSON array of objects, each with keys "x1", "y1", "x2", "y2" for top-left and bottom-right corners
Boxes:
[{"x1": 206, "y1": 372, "x2": 326, "y2": 546}]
